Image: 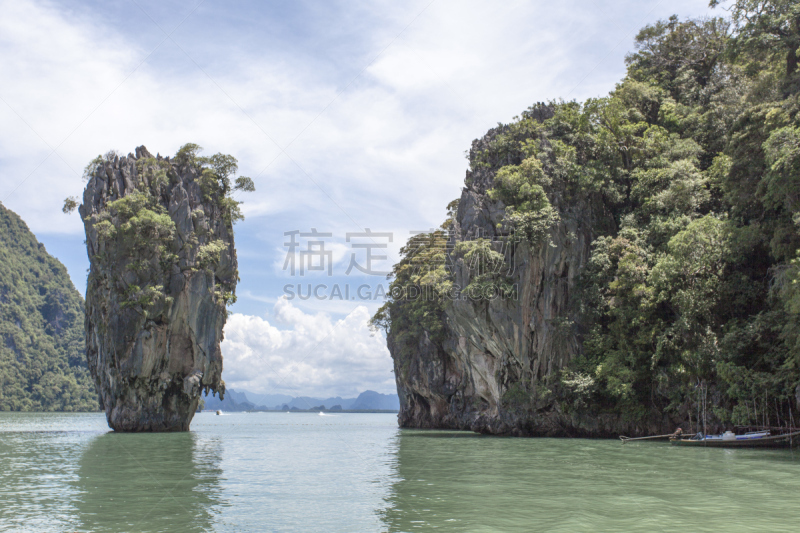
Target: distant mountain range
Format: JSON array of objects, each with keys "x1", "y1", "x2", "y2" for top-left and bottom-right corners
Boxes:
[{"x1": 202, "y1": 388, "x2": 400, "y2": 412}]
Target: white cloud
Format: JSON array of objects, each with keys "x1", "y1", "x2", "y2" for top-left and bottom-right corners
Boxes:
[
  {"x1": 0, "y1": 0, "x2": 716, "y2": 394},
  {"x1": 221, "y1": 297, "x2": 394, "y2": 398},
  {"x1": 0, "y1": 0, "x2": 713, "y2": 239}
]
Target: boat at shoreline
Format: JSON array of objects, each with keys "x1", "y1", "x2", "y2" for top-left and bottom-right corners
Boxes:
[
  {"x1": 620, "y1": 432, "x2": 693, "y2": 443},
  {"x1": 670, "y1": 430, "x2": 800, "y2": 448}
]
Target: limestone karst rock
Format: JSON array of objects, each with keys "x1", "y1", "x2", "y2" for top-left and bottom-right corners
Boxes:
[
  {"x1": 79, "y1": 146, "x2": 239, "y2": 431},
  {"x1": 386, "y1": 108, "x2": 639, "y2": 437}
]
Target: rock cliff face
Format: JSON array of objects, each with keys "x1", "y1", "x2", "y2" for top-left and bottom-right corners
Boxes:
[
  {"x1": 390, "y1": 117, "x2": 664, "y2": 437},
  {"x1": 0, "y1": 202, "x2": 96, "y2": 411},
  {"x1": 388, "y1": 12, "x2": 800, "y2": 436},
  {"x1": 79, "y1": 146, "x2": 236, "y2": 431}
]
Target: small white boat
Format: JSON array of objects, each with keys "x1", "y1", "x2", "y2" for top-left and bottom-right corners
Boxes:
[{"x1": 216, "y1": 410, "x2": 222, "y2": 415}]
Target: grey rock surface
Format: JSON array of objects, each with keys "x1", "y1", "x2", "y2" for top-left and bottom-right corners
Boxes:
[
  {"x1": 79, "y1": 146, "x2": 235, "y2": 431},
  {"x1": 390, "y1": 120, "x2": 664, "y2": 437}
]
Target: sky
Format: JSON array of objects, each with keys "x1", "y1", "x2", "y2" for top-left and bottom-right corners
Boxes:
[{"x1": 0, "y1": 0, "x2": 718, "y2": 398}]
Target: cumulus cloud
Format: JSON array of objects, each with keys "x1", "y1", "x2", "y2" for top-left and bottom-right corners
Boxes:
[
  {"x1": 0, "y1": 0, "x2": 715, "y2": 394},
  {"x1": 0, "y1": 0, "x2": 713, "y2": 240},
  {"x1": 221, "y1": 297, "x2": 394, "y2": 398}
]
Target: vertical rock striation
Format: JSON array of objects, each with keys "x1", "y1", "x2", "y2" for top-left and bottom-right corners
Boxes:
[
  {"x1": 79, "y1": 146, "x2": 237, "y2": 431},
  {"x1": 386, "y1": 11, "x2": 800, "y2": 436},
  {"x1": 389, "y1": 112, "x2": 643, "y2": 437}
]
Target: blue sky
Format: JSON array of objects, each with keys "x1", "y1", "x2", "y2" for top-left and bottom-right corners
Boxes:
[{"x1": 0, "y1": 0, "x2": 716, "y2": 397}]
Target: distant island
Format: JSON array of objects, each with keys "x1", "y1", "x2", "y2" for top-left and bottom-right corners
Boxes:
[{"x1": 201, "y1": 389, "x2": 399, "y2": 413}]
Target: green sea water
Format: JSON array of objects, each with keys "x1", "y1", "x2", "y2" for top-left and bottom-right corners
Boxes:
[{"x1": 1, "y1": 412, "x2": 799, "y2": 532}]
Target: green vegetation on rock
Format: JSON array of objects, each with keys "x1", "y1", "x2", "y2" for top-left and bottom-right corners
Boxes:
[
  {"x1": 70, "y1": 143, "x2": 253, "y2": 431},
  {"x1": 378, "y1": 1, "x2": 800, "y2": 433},
  {"x1": 372, "y1": 227, "x2": 453, "y2": 347},
  {"x1": 487, "y1": 156, "x2": 559, "y2": 242},
  {"x1": 0, "y1": 202, "x2": 97, "y2": 411}
]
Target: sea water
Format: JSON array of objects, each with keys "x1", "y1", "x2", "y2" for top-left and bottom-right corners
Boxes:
[{"x1": 1, "y1": 411, "x2": 800, "y2": 532}]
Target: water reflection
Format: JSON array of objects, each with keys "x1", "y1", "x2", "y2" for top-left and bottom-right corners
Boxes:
[
  {"x1": 75, "y1": 431, "x2": 223, "y2": 532},
  {"x1": 382, "y1": 430, "x2": 495, "y2": 532},
  {"x1": 5, "y1": 414, "x2": 799, "y2": 532},
  {"x1": 382, "y1": 430, "x2": 800, "y2": 532}
]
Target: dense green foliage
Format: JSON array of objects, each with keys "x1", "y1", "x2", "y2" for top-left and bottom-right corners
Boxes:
[
  {"x1": 453, "y1": 239, "x2": 516, "y2": 299},
  {"x1": 174, "y1": 143, "x2": 255, "y2": 225},
  {"x1": 371, "y1": 228, "x2": 452, "y2": 346},
  {"x1": 92, "y1": 187, "x2": 178, "y2": 316},
  {"x1": 79, "y1": 145, "x2": 253, "y2": 318},
  {"x1": 487, "y1": 157, "x2": 559, "y2": 242},
  {"x1": 378, "y1": 1, "x2": 800, "y2": 428},
  {"x1": 0, "y1": 203, "x2": 97, "y2": 411}
]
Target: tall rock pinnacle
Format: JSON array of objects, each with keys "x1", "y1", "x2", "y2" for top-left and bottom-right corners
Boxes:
[{"x1": 78, "y1": 145, "x2": 246, "y2": 431}]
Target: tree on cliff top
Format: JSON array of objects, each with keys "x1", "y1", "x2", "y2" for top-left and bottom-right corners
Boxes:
[
  {"x1": 711, "y1": 0, "x2": 800, "y2": 77},
  {"x1": 173, "y1": 143, "x2": 255, "y2": 224},
  {"x1": 64, "y1": 144, "x2": 255, "y2": 223},
  {"x1": 63, "y1": 144, "x2": 255, "y2": 315}
]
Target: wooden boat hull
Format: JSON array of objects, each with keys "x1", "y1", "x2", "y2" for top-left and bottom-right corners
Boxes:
[
  {"x1": 671, "y1": 430, "x2": 800, "y2": 448},
  {"x1": 620, "y1": 433, "x2": 697, "y2": 443}
]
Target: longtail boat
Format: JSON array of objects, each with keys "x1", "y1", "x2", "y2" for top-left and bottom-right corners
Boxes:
[
  {"x1": 670, "y1": 429, "x2": 800, "y2": 448},
  {"x1": 620, "y1": 432, "x2": 695, "y2": 443}
]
